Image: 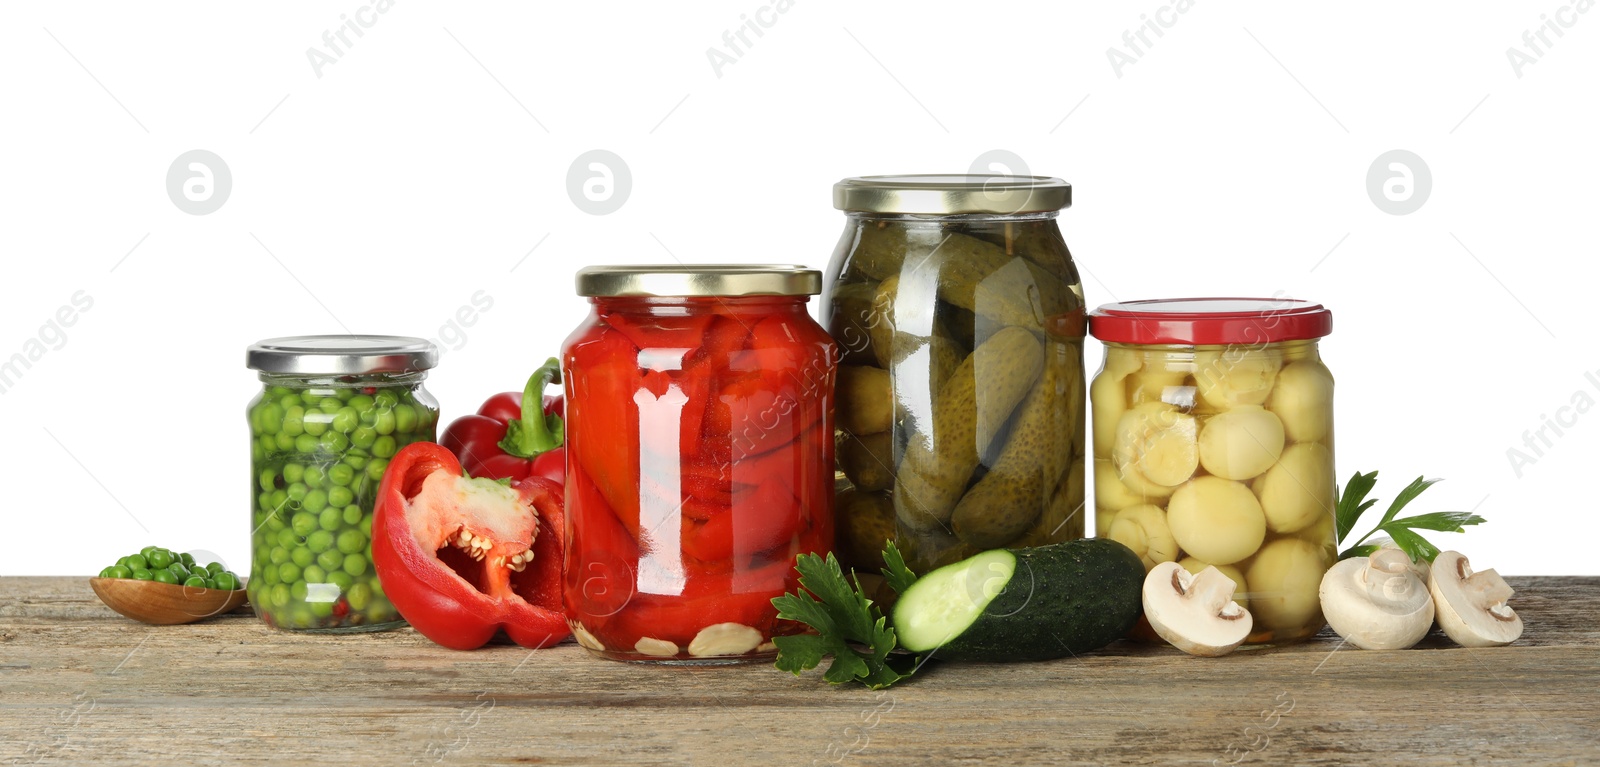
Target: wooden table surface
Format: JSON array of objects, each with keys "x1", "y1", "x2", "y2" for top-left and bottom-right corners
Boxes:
[{"x1": 1, "y1": 576, "x2": 1596, "y2": 766}]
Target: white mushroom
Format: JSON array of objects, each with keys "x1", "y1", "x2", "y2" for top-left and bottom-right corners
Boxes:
[
  {"x1": 1143, "y1": 562, "x2": 1253, "y2": 657},
  {"x1": 569, "y1": 620, "x2": 606, "y2": 652},
  {"x1": 1429, "y1": 551, "x2": 1522, "y2": 647},
  {"x1": 634, "y1": 637, "x2": 680, "y2": 657},
  {"x1": 1106, "y1": 504, "x2": 1178, "y2": 571},
  {"x1": 1167, "y1": 477, "x2": 1266, "y2": 566},
  {"x1": 1318, "y1": 549, "x2": 1435, "y2": 650},
  {"x1": 1244, "y1": 537, "x2": 1329, "y2": 631}
]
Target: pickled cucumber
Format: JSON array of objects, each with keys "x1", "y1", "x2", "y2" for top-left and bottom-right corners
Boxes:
[
  {"x1": 838, "y1": 431, "x2": 895, "y2": 492},
  {"x1": 895, "y1": 326, "x2": 1043, "y2": 530},
  {"x1": 868, "y1": 274, "x2": 964, "y2": 387},
  {"x1": 835, "y1": 488, "x2": 895, "y2": 572},
  {"x1": 1017, "y1": 458, "x2": 1086, "y2": 548},
  {"x1": 828, "y1": 281, "x2": 882, "y2": 366},
  {"x1": 837, "y1": 366, "x2": 893, "y2": 436},
  {"x1": 950, "y1": 370, "x2": 1062, "y2": 548}
]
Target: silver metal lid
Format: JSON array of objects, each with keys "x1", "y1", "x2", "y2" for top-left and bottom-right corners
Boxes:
[
  {"x1": 575, "y1": 265, "x2": 821, "y2": 297},
  {"x1": 833, "y1": 174, "x2": 1072, "y2": 215},
  {"x1": 246, "y1": 335, "x2": 438, "y2": 375}
]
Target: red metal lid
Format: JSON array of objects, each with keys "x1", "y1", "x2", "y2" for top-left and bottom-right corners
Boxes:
[{"x1": 1089, "y1": 298, "x2": 1332, "y2": 345}]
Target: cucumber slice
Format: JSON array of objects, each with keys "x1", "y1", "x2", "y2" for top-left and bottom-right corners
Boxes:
[
  {"x1": 894, "y1": 549, "x2": 1018, "y2": 652},
  {"x1": 894, "y1": 539, "x2": 1144, "y2": 662}
]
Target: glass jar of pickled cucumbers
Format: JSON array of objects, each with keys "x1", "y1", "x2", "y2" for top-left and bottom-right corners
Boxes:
[
  {"x1": 1088, "y1": 299, "x2": 1335, "y2": 644},
  {"x1": 245, "y1": 335, "x2": 440, "y2": 632},
  {"x1": 825, "y1": 175, "x2": 1087, "y2": 574}
]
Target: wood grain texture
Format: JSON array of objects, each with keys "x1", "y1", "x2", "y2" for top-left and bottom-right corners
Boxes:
[{"x1": 1, "y1": 576, "x2": 1596, "y2": 766}]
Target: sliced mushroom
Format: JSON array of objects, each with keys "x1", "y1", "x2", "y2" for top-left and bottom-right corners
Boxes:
[
  {"x1": 1142, "y1": 561, "x2": 1253, "y2": 657},
  {"x1": 1429, "y1": 551, "x2": 1522, "y2": 647},
  {"x1": 1318, "y1": 549, "x2": 1434, "y2": 650}
]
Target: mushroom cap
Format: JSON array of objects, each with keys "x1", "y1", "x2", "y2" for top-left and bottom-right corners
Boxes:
[
  {"x1": 1143, "y1": 561, "x2": 1253, "y2": 657},
  {"x1": 1429, "y1": 551, "x2": 1522, "y2": 648},
  {"x1": 1318, "y1": 549, "x2": 1435, "y2": 650}
]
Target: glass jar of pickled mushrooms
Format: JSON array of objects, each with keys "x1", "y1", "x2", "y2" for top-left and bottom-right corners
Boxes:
[{"x1": 1088, "y1": 298, "x2": 1335, "y2": 644}]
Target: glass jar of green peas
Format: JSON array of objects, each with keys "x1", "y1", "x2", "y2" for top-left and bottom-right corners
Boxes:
[{"x1": 245, "y1": 335, "x2": 440, "y2": 632}]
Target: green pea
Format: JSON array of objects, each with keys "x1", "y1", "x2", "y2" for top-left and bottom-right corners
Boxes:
[
  {"x1": 372, "y1": 436, "x2": 396, "y2": 459},
  {"x1": 282, "y1": 406, "x2": 305, "y2": 436},
  {"x1": 213, "y1": 571, "x2": 240, "y2": 590},
  {"x1": 270, "y1": 583, "x2": 291, "y2": 608},
  {"x1": 132, "y1": 568, "x2": 154, "y2": 581},
  {"x1": 275, "y1": 432, "x2": 295, "y2": 452},
  {"x1": 290, "y1": 580, "x2": 309, "y2": 601},
  {"x1": 393, "y1": 404, "x2": 418, "y2": 433},
  {"x1": 269, "y1": 545, "x2": 290, "y2": 565},
  {"x1": 374, "y1": 409, "x2": 397, "y2": 435},
  {"x1": 359, "y1": 407, "x2": 378, "y2": 427},
  {"x1": 343, "y1": 454, "x2": 368, "y2": 471},
  {"x1": 303, "y1": 489, "x2": 328, "y2": 514},
  {"x1": 252, "y1": 440, "x2": 265, "y2": 462},
  {"x1": 258, "y1": 404, "x2": 282, "y2": 435},
  {"x1": 336, "y1": 530, "x2": 367, "y2": 555},
  {"x1": 167, "y1": 563, "x2": 190, "y2": 580},
  {"x1": 259, "y1": 434, "x2": 276, "y2": 454},
  {"x1": 116, "y1": 556, "x2": 131, "y2": 568},
  {"x1": 310, "y1": 600, "x2": 335, "y2": 618},
  {"x1": 152, "y1": 569, "x2": 179, "y2": 585},
  {"x1": 319, "y1": 397, "x2": 343, "y2": 415},
  {"x1": 265, "y1": 513, "x2": 287, "y2": 532},
  {"x1": 282, "y1": 463, "x2": 305, "y2": 484},
  {"x1": 258, "y1": 469, "x2": 277, "y2": 491},
  {"x1": 98, "y1": 566, "x2": 117, "y2": 578},
  {"x1": 319, "y1": 431, "x2": 349, "y2": 453},
  {"x1": 278, "y1": 562, "x2": 302, "y2": 584},
  {"x1": 184, "y1": 575, "x2": 208, "y2": 588},
  {"x1": 327, "y1": 464, "x2": 355, "y2": 487},
  {"x1": 351, "y1": 426, "x2": 377, "y2": 449},
  {"x1": 291, "y1": 547, "x2": 314, "y2": 568},
  {"x1": 360, "y1": 515, "x2": 373, "y2": 537},
  {"x1": 206, "y1": 561, "x2": 225, "y2": 575},
  {"x1": 128, "y1": 553, "x2": 149, "y2": 570},
  {"x1": 374, "y1": 390, "x2": 398, "y2": 408},
  {"x1": 295, "y1": 434, "x2": 319, "y2": 454},
  {"x1": 327, "y1": 486, "x2": 354, "y2": 509},
  {"x1": 366, "y1": 458, "x2": 389, "y2": 481},
  {"x1": 336, "y1": 388, "x2": 355, "y2": 401},
  {"x1": 317, "y1": 550, "x2": 345, "y2": 572},
  {"x1": 180, "y1": 552, "x2": 196, "y2": 568},
  {"x1": 287, "y1": 482, "x2": 309, "y2": 502},
  {"x1": 307, "y1": 529, "x2": 335, "y2": 553},
  {"x1": 342, "y1": 554, "x2": 369, "y2": 577},
  {"x1": 346, "y1": 583, "x2": 373, "y2": 611},
  {"x1": 369, "y1": 577, "x2": 386, "y2": 600},
  {"x1": 289, "y1": 606, "x2": 314, "y2": 626},
  {"x1": 341, "y1": 504, "x2": 363, "y2": 526},
  {"x1": 329, "y1": 571, "x2": 355, "y2": 592},
  {"x1": 332, "y1": 407, "x2": 359, "y2": 433},
  {"x1": 148, "y1": 549, "x2": 174, "y2": 569},
  {"x1": 107, "y1": 565, "x2": 132, "y2": 579},
  {"x1": 290, "y1": 512, "x2": 317, "y2": 537},
  {"x1": 258, "y1": 491, "x2": 274, "y2": 511},
  {"x1": 303, "y1": 413, "x2": 329, "y2": 437},
  {"x1": 316, "y1": 507, "x2": 341, "y2": 531},
  {"x1": 303, "y1": 565, "x2": 328, "y2": 584},
  {"x1": 306, "y1": 466, "x2": 327, "y2": 489},
  {"x1": 348, "y1": 394, "x2": 375, "y2": 411},
  {"x1": 261, "y1": 565, "x2": 281, "y2": 586},
  {"x1": 270, "y1": 489, "x2": 289, "y2": 510}
]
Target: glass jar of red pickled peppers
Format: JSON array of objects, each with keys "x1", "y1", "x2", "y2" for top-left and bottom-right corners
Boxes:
[{"x1": 562, "y1": 265, "x2": 837, "y2": 663}]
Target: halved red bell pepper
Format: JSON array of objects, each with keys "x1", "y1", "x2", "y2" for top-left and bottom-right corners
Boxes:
[
  {"x1": 439, "y1": 358, "x2": 566, "y2": 483},
  {"x1": 372, "y1": 442, "x2": 568, "y2": 650}
]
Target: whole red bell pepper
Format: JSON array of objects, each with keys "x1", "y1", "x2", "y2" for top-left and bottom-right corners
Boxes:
[
  {"x1": 440, "y1": 357, "x2": 566, "y2": 483},
  {"x1": 372, "y1": 442, "x2": 569, "y2": 650}
]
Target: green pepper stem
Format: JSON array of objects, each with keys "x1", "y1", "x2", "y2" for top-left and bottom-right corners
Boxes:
[{"x1": 498, "y1": 357, "x2": 564, "y2": 459}]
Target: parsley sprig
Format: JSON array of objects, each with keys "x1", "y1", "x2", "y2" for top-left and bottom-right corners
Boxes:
[
  {"x1": 1336, "y1": 471, "x2": 1485, "y2": 563},
  {"x1": 770, "y1": 542, "x2": 923, "y2": 690}
]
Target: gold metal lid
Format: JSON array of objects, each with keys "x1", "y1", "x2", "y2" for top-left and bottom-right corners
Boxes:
[
  {"x1": 833, "y1": 174, "x2": 1072, "y2": 215},
  {"x1": 575, "y1": 265, "x2": 822, "y2": 297}
]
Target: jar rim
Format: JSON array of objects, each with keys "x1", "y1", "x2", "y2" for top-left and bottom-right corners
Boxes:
[
  {"x1": 246, "y1": 335, "x2": 437, "y2": 375},
  {"x1": 1089, "y1": 298, "x2": 1332, "y2": 345},
  {"x1": 575, "y1": 264, "x2": 821, "y2": 297},
  {"x1": 833, "y1": 174, "x2": 1071, "y2": 215}
]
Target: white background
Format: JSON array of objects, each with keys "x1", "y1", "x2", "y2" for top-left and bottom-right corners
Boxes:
[{"x1": 2, "y1": 2, "x2": 1595, "y2": 576}]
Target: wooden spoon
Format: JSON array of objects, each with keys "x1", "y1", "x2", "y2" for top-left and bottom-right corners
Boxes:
[{"x1": 90, "y1": 578, "x2": 249, "y2": 625}]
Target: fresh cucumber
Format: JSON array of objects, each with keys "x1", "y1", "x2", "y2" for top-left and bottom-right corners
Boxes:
[{"x1": 893, "y1": 539, "x2": 1143, "y2": 661}]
